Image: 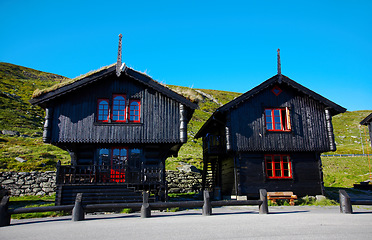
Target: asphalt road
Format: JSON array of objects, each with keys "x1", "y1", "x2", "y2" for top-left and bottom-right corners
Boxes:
[{"x1": 1, "y1": 206, "x2": 372, "y2": 240}]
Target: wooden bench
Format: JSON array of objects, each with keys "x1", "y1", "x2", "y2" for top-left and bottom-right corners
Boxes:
[{"x1": 267, "y1": 192, "x2": 297, "y2": 206}]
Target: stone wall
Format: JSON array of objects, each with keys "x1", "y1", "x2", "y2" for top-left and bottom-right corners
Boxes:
[
  {"x1": 0, "y1": 170, "x2": 203, "y2": 197},
  {"x1": 166, "y1": 170, "x2": 202, "y2": 193},
  {"x1": 0, "y1": 171, "x2": 56, "y2": 196}
]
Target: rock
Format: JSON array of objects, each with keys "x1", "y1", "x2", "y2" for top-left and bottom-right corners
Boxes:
[
  {"x1": 177, "y1": 164, "x2": 200, "y2": 173},
  {"x1": 168, "y1": 188, "x2": 181, "y2": 193},
  {"x1": 2, "y1": 130, "x2": 20, "y2": 137},
  {"x1": 15, "y1": 157, "x2": 27, "y2": 163},
  {"x1": 316, "y1": 195, "x2": 326, "y2": 201},
  {"x1": 36, "y1": 191, "x2": 46, "y2": 196},
  {"x1": 2, "y1": 179, "x2": 14, "y2": 184}
]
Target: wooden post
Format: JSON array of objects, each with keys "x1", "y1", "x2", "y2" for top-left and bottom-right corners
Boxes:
[
  {"x1": 72, "y1": 193, "x2": 85, "y2": 221},
  {"x1": 0, "y1": 196, "x2": 11, "y2": 227},
  {"x1": 141, "y1": 191, "x2": 151, "y2": 218},
  {"x1": 202, "y1": 190, "x2": 212, "y2": 216},
  {"x1": 339, "y1": 190, "x2": 353, "y2": 214},
  {"x1": 259, "y1": 189, "x2": 269, "y2": 214}
]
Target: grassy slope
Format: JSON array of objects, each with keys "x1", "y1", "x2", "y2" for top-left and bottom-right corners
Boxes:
[
  {"x1": 1, "y1": 62, "x2": 371, "y2": 187},
  {"x1": 0, "y1": 62, "x2": 70, "y2": 171}
]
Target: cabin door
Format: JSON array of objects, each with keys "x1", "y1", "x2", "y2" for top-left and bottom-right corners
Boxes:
[{"x1": 110, "y1": 148, "x2": 127, "y2": 182}]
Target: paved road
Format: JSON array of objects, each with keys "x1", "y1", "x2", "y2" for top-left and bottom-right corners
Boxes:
[{"x1": 1, "y1": 206, "x2": 372, "y2": 240}]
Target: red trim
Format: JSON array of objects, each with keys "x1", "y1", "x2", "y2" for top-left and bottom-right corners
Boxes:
[
  {"x1": 129, "y1": 100, "x2": 141, "y2": 123},
  {"x1": 265, "y1": 154, "x2": 292, "y2": 179},
  {"x1": 110, "y1": 147, "x2": 128, "y2": 183},
  {"x1": 271, "y1": 85, "x2": 282, "y2": 96},
  {"x1": 264, "y1": 108, "x2": 291, "y2": 132},
  {"x1": 97, "y1": 99, "x2": 110, "y2": 122},
  {"x1": 111, "y1": 94, "x2": 126, "y2": 122}
]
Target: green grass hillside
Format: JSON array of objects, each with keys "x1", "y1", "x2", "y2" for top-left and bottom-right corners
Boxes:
[
  {"x1": 0, "y1": 62, "x2": 371, "y2": 188},
  {"x1": 0, "y1": 62, "x2": 70, "y2": 171}
]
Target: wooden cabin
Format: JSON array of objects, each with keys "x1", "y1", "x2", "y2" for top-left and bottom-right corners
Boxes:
[
  {"x1": 195, "y1": 71, "x2": 346, "y2": 199},
  {"x1": 30, "y1": 62, "x2": 197, "y2": 205},
  {"x1": 360, "y1": 113, "x2": 372, "y2": 147}
]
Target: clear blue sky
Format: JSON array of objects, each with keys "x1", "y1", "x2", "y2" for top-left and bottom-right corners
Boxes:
[{"x1": 1, "y1": 0, "x2": 371, "y2": 111}]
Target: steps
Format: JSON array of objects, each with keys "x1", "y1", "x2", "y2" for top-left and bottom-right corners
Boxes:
[{"x1": 56, "y1": 184, "x2": 144, "y2": 205}]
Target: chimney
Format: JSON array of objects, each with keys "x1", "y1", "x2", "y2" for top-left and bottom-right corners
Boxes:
[
  {"x1": 277, "y1": 48, "x2": 281, "y2": 75},
  {"x1": 116, "y1": 34, "x2": 123, "y2": 77}
]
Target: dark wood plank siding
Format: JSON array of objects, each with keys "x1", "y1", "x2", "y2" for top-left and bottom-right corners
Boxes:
[
  {"x1": 238, "y1": 152, "x2": 323, "y2": 198},
  {"x1": 50, "y1": 74, "x2": 181, "y2": 143},
  {"x1": 221, "y1": 157, "x2": 235, "y2": 195},
  {"x1": 229, "y1": 84, "x2": 332, "y2": 152}
]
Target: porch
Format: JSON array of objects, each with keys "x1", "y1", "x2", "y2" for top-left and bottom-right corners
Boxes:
[{"x1": 55, "y1": 161, "x2": 166, "y2": 205}]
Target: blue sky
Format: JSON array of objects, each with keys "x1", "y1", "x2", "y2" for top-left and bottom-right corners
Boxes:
[{"x1": 1, "y1": 0, "x2": 371, "y2": 111}]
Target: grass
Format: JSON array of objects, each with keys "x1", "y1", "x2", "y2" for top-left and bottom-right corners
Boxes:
[
  {"x1": 9, "y1": 194, "x2": 69, "y2": 219},
  {"x1": 322, "y1": 156, "x2": 372, "y2": 188}
]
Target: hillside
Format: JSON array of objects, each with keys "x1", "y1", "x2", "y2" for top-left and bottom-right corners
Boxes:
[
  {"x1": 0, "y1": 62, "x2": 371, "y2": 178},
  {"x1": 0, "y1": 62, "x2": 71, "y2": 171}
]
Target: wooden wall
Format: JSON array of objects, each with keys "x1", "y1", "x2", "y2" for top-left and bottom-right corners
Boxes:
[
  {"x1": 48, "y1": 73, "x2": 183, "y2": 144},
  {"x1": 237, "y1": 152, "x2": 323, "y2": 198},
  {"x1": 229, "y1": 83, "x2": 333, "y2": 152},
  {"x1": 220, "y1": 157, "x2": 235, "y2": 195}
]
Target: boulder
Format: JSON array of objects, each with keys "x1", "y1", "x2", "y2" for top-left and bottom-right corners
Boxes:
[{"x1": 2, "y1": 130, "x2": 20, "y2": 137}]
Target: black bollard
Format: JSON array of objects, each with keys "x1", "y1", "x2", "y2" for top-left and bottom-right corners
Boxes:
[
  {"x1": 259, "y1": 189, "x2": 268, "y2": 214},
  {"x1": 202, "y1": 190, "x2": 212, "y2": 216},
  {"x1": 339, "y1": 190, "x2": 352, "y2": 214},
  {"x1": 0, "y1": 196, "x2": 11, "y2": 227},
  {"x1": 141, "y1": 191, "x2": 151, "y2": 218},
  {"x1": 72, "y1": 193, "x2": 85, "y2": 221}
]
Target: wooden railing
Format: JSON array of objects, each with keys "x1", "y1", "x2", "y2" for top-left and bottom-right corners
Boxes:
[
  {"x1": 203, "y1": 134, "x2": 224, "y2": 155},
  {"x1": 339, "y1": 190, "x2": 372, "y2": 214},
  {"x1": 56, "y1": 161, "x2": 164, "y2": 185},
  {"x1": 0, "y1": 189, "x2": 269, "y2": 227}
]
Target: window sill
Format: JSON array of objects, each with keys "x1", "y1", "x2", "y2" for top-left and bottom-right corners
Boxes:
[
  {"x1": 266, "y1": 130, "x2": 292, "y2": 133},
  {"x1": 94, "y1": 122, "x2": 143, "y2": 126}
]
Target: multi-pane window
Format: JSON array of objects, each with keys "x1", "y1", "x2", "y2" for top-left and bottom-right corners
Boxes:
[
  {"x1": 265, "y1": 108, "x2": 291, "y2": 131},
  {"x1": 112, "y1": 95, "x2": 126, "y2": 122},
  {"x1": 265, "y1": 154, "x2": 292, "y2": 179},
  {"x1": 129, "y1": 100, "x2": 141, "y2": 122},
  {"x1": 97, "y1": 99, "x2": 109, "y2": 122},
  {"x1": 97, "y1": 95, "x2": 141, "y2": 123}
]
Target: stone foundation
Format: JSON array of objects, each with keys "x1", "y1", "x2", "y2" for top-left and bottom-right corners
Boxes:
[
  {"x1": 0, "y1": 170, "x2": 203, "y2": 197},
  {"x1": 0, "y1": 171, "x2": 56, "y2": 196}
]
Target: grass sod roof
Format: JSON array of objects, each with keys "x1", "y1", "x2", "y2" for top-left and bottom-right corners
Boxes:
[
  {"x1": 31, "y1": 63, "x2": 116, "y2": 98},
  {"x1": 30, "y1": 63, "x2": 198, "y2": 109}
]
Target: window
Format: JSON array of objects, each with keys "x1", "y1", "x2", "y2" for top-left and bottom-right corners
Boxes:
[
  {"x1": 265, "y1": 154, "x2": 292, "y2": 179},
  {"x1": 97, "y1": 95, "x2": 141, "y2": 123},
  {"x1": 97, "y1": 99, "x2": 110, "y2": 122},
  {"x1": 130, "y1": 148, "x2": 141, "y2": 169},
  {"x1": 98, "y1": 148, "x2": 110, "y2": 166},
  {"x1": 112, "y1": 94, "x2": 126, "y2": 122},
  {"x1": 265, "y1": 108, "x2": 291, "y2": 131},
  {"x1": 129, "y1": 100, "x2": 141, "y2": 122},
  {"x1": 111, "y1": 148, "x2": 128, "y2": 167}
]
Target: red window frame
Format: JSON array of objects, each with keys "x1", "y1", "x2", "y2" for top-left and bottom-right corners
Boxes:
[
  {"x1": 265, "y1": 108, "x2": 291, "y2": 132},
  {"x1": 129, "y1": 100, "x2": 141, "y2": 123},
  {"x1": 112, "y1": 94, "x2": 127, "y2": 122},
  {"x1": 97, "y1": 99, "x2": 110, "y2": 122},
  {"x1": 265, "y1": 154, "x2": 292, "y2": 179}
]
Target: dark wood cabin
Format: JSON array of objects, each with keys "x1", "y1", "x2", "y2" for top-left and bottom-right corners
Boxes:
[
  {"x1": 30, "y1": 64, "x2": 197, "y2": 205},
  {"x1": 195, "y1": 73, "x2": 346, "y2": 199},
  {"x1": 360, "y1": 113, "x2": 372, "y2": 147}
]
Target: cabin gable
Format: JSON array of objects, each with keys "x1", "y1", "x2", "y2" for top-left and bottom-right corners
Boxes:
[
  {"x1": 42, "y1": 70, "x2": 191, "y2": 144},
  {"x1": 229, "y1": 83, "x2": 332, "y2": 152}
]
